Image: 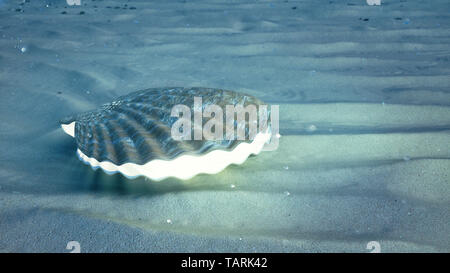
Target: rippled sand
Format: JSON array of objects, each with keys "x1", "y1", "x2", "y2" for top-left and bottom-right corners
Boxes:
[{"x1": 0, "y1": 0, "x2": 449, "y2": 252}]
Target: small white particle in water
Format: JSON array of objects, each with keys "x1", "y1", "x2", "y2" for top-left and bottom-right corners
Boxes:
[
  {"x1": 306, "y1": 124, "x2": 317, "y2": 132},
  {"x1": 239, "y1": 237, "x2": 243, "y2": 241},
  {"x1": 276, "y1": 133, "x2": 281, "y2": 138},
  {"x1": 283, "y1": 166, "x2": 289, "y2": 170},
  {"x1": 230, "y1": 184, "x2": 236, "y2": 189},
  {"x1": 284, "y1": 191, "x2": 290, "y2": 196},
  {"x1": 20, "y1": 47, "x2": 27, "y2": 53},
  {"x1": 166, "y1": 219, "x2": 172, "y2": 224}
]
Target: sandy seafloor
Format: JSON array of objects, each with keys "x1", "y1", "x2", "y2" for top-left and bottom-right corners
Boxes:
[{"x1": 0, "y1": 0, "x2": 449, "y2": 253}]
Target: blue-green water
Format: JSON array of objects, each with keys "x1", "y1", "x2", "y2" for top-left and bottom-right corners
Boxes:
[{"x1": 0, "y1": 0, "x2": 449, "y2": 252}]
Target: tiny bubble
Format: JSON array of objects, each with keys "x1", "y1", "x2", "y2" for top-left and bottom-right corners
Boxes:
[
  {"x1": 20, "y1": 46, "x2": 27, "y2": 53},
  {"x1": 166, "y1": 219, "x2": 172, "y2": 224},
  {"x1": 306, "y1": 124, "x2": 317, "y2": 132},
  {"x1": 284, "y1": 191, "x2": 291, "y2": 196},
  {"x1": 230, "y1": 184, "x2": 236, "y2": 189},
  {"x1": 283, "y1": 166, "x2": 289, "y2": 170}
]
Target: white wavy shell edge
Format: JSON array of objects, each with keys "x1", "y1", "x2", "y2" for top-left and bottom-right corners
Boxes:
[{"x1": 62, "y1": 122, "x2": 272, "y2": 181}]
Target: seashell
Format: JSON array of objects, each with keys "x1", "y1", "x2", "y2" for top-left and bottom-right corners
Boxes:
[{"x1": 60, "y1": 87, "x2": 272, "y2": 181}]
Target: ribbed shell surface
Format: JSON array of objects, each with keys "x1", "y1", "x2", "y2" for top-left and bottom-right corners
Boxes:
[{"x1": 60, "y1": 87, "x2": 269, "y2": 165}]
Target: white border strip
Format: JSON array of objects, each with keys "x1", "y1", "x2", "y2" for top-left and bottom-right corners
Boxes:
[
  {"x1": 75, "y1": 130, "x2": 272, "y2": 181},
  {"x1": 61, "y1": 121, "x2": 75, "y2": 138}
]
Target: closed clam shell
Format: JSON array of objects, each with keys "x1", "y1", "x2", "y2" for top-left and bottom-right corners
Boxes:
[{"x1": 60, "y1": 87, "x2": 272, "y2": 180}]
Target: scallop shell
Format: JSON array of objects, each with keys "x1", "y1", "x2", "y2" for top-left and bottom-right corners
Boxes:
[{"x1": 60, "y1": 87, "x2": 272, "y2": 181}]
